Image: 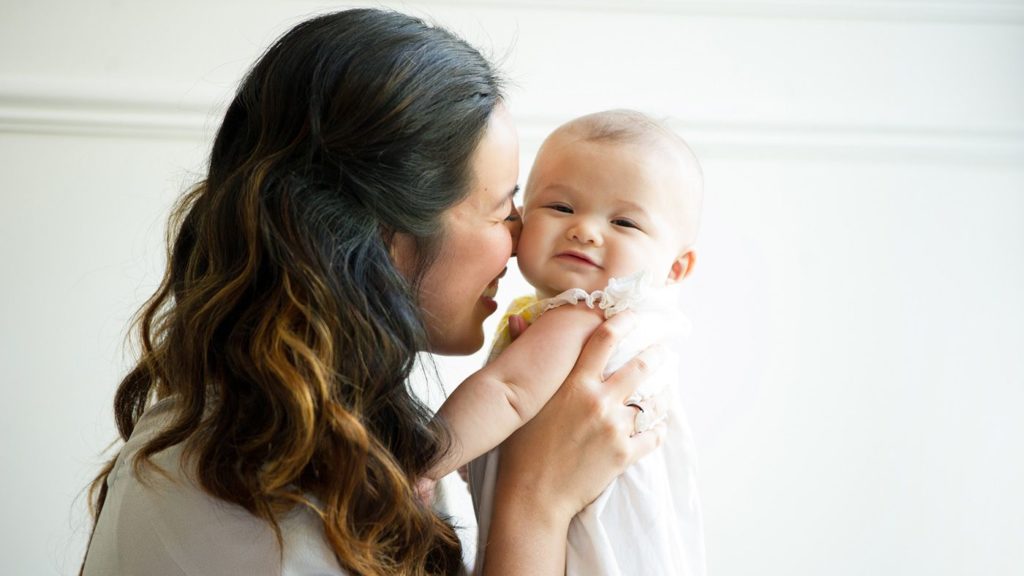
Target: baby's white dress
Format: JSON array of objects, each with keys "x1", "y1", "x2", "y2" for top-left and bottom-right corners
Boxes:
[{"x1": 468, "y1": 275, "x2": 707, "y2": 576}]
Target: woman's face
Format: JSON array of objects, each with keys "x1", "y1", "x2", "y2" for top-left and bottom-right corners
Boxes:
[{"x1": 395, "y1": 105, "x2": 521, "y2": 355}]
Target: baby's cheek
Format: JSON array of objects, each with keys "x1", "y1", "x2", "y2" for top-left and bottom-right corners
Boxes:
[
  {"x1": 516, "y1": 241, "x2": 551, "y2": 290},
  {"x1": 515, "y1": 230, "x2": 542, "y2": 268},
  {"x1": 516, "y1": 247, "x2": 542, "y2": 283}
]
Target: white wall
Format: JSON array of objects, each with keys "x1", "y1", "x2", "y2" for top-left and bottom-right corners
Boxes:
[{"x1": 2, "y1": 1, "x2": 1022, "y2": 574}]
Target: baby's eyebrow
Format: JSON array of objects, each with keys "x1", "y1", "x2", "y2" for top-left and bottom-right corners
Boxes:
[
  {"x1": 540, "y1": 182, "x2": 578, "y2": 195},
  {"x1": 615, "y1": 199, "x2": 647, "y2": 213},
  {"x1": 611, "y1": 200, "x2": 654, "y2": 221}
]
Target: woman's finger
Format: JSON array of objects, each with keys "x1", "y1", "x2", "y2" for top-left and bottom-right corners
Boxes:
[
  {"x1": 627, "y1": 420, "x2": 666, "y2": 458},
  {"x1": 572, "y1": 311, "x2": 637, "y2": 379},
  {"x1": 624, "y1": 396, "x2": 667, "y2": 437},
  {"x1": 604, "y1": 342, "x2": 666, "y2": 396}
]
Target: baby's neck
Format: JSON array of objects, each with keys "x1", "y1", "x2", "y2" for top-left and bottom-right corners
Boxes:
[
  {"x1": 534, "y1": 270, "x2": 668, "y2": 302},
  {"x1": 534, "y1": 285, "x2": 598, "y2": 300}
]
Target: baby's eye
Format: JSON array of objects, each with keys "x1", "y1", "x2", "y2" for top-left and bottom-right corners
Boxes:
[
  {"x1": 547, "y1": 203, "x2": 573, "y2": 214},
  {"x1": 612, "y1": 218, "x2": 640, "y2": 230}
]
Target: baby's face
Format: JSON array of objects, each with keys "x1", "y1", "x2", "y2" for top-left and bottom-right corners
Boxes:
[{"x1": 517, "y1": 137, "x2": 694, "y2": 298}]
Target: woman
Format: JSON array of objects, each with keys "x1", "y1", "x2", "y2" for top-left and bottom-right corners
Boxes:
[{"x1": 81, "y1": 9, "x2": 662, "y2": 575}]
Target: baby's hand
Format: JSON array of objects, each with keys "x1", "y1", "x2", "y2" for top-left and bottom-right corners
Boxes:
[
  {"x1": 414, "y1": 477, "x2": 436, "y2": 505},
  {"x1": 508, "y1": 314, "x2": 529, "y2": 341}
]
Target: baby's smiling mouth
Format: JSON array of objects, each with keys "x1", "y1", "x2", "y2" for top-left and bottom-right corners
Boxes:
[{"x1": 555, "y1": 250, "x2": 602, "y2": 268}]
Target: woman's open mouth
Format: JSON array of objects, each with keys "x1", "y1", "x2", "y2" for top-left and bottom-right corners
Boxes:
[{"x1": 479, "y1": 267, "x2": 506, "y2": 312}]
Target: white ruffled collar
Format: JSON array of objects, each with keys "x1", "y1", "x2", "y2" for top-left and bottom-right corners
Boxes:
[{"x1": 536, "y1": 270, "x2": 682, "y2": 319}]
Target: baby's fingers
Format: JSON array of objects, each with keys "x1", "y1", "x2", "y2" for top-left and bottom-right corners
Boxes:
[{"x1": 508, "y1": 314, "x2": 528, "y2": 342}]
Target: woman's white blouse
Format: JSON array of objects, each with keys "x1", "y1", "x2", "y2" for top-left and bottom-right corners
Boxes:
[{"x1": 82, "y1": 397, "x2": 347, "y2": 576}]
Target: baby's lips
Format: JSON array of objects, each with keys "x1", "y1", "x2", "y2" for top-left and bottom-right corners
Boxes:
[{"x1": 557, "y1": 250, "x2": 601, "y2": 267}]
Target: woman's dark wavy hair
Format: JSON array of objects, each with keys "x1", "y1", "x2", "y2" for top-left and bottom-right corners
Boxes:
[{"x1": 83, "y1": 9, "x2": 502, "y2": 574}]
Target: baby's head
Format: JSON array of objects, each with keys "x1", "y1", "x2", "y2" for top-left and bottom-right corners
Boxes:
[{"x1": 517, "y1": 109, "x2": 703, "y2": 299}]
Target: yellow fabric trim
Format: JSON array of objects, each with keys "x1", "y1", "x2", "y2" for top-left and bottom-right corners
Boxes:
[{"x1": 488, "y1": 294, "x2": 540, "y2": 359}]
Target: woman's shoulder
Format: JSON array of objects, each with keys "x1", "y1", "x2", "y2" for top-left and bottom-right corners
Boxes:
[{"x1": 84, "y1": 398, "x2": 349, "y2": 576}]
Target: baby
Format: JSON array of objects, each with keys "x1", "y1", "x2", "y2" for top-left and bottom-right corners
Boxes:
[
  {"x1": 470, "y1": 109, "x2": 706, "y2": 575},
  {"x1": 429, "y1": 109, "x2": 705, "y2": 575}
]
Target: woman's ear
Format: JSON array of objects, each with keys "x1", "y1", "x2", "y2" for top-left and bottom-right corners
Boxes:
[
  {"x1": 666, "y1": 250, "x2": 696, "y2": 284},
  {"x1": 388, "y1": 230, "x2": 416, "y2": 279}
]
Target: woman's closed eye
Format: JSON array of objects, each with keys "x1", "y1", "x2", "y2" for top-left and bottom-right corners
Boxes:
[{"x1": 502, "y1": 186, "x2": 522, "y2": 222}]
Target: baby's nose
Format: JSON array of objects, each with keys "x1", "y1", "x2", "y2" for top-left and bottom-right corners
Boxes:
[{"x1": 568, "y1": 220, "x2": 602, "y2": 245}]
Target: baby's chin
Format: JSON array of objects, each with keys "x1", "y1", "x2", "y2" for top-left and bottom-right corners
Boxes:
[
  {"x1": 535, "y1": 269, "x2": 673, "y2": 299},
  {"x1": 535, "y1": 278, "x2": 611, "y2": 299}
]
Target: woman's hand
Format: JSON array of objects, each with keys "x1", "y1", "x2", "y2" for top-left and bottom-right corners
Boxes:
[{"x1": 483, "y1": 311, "x2": 666, "y2": 574}]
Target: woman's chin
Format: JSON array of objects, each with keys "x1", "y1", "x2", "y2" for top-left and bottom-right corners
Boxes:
[{"x1": 428, "y1": 328, "x2": 486, "y2": 357}]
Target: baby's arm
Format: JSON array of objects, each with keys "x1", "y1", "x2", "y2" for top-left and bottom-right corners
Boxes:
[{"x1": 428, "y1": 304, "x2": 605, "y2": 480}]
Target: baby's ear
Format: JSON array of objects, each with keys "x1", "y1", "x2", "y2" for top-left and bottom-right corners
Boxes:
[{"x1": 666, "y1": 250, "x2": 696, "y2": 284}]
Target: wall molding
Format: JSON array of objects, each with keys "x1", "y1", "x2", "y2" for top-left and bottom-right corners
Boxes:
[
  {"x1": 2, "y1": 85, "x2": 1022, "y2": 164},
  {"x1": 0, "y1": 82, "x2": 220, "y2": 141},
  {"x1": 517, "y1": 115, "x2": 1024, "y2": 164},
  {"x1": 325, "y1": 0, "x2": 1024, "y2": 25}
]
